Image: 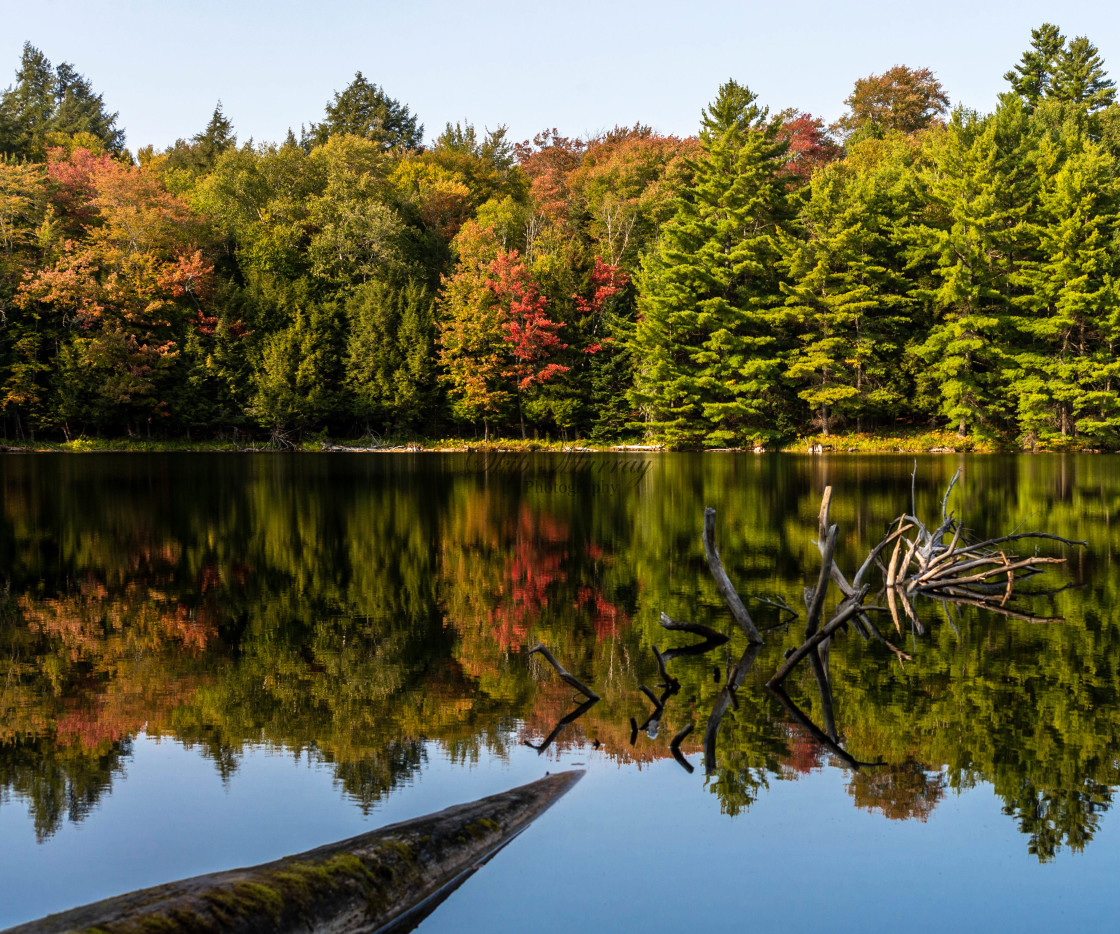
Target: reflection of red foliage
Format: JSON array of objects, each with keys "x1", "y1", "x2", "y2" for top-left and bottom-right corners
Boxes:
[
  {"x1": 780, "y1": 723, "x2": 825, "y2": 775},
  {"x1": 21, "y1": 574, "x2": 217, "y2": 659},
  {"x1": 488, "y1": 507, "x2": 567, "y2": 648},
  {"x1": 575, "y1": 587, "x2": 629, "y2": 641},
  {"x1": 848, "y1": 761, "x2": 946, "y2": 822},
  {"x1": 484, "y1": 506, "x2": 629, "y2": 648}
]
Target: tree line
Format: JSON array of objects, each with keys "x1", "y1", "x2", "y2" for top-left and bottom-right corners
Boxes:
[{"x1": 1, "y1": 24, "x2": 1118, "y2": 448}]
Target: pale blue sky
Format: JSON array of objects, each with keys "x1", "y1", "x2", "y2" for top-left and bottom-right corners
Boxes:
[{"x1": 1, "y1": 0, "x2": 1116, "y2": 153}]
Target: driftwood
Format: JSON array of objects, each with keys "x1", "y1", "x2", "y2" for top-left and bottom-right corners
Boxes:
[
  {"x1": 528, "y1": 643, "x2": 600, "y2": 701},
  {"x1": 762, "y1": 475, "x2": 1084, "y2": 688},
  {"x1": 703, "y1": 508, "x2": 762, "y2": 643},
  {"x1": 10, "y1": 772, "x2": 583, "y2": 934}
]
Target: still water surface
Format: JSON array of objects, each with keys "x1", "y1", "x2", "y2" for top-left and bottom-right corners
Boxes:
[{"x1": 1, "y1": 453, "x2": 1118, "y2": 931}]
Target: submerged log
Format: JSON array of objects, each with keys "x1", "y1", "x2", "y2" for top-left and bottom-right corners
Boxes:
[{"x1": 8, "y1": 771, "x2": 584, "y2": 934}]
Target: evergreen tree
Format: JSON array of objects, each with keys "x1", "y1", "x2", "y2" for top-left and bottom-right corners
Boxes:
[
  {"x1": 346, "y1": 277, "x2": 437, "y2": 432},
  {"x1": 1005, "y1": 23, "x2": 1065, "y2": 109},
  {"x1": 909, "y1": 101, "x2": 1037, "y2": 438},
  {"x1": 630, "y1": 80, "x2": 794, "y2": 447},
  {"x1": 192, "y1": 101, "x2": 236, "y2": 167},
  {"x1": 1009, "y1": 136, "x2": 1120, "y2": 444},
  {"x1": 1053, "y1": 37, "x2": 1117, "y2": 113},
  {"x1": 780, "y1": 150, "x2": 913, "y2": 434},
  {"x1": 309, "y1": 72, "x2": 422, "y2": 151},
  {"x1": 253, "y1": 295, "x2": 346, "y2": 431},
  {"x1": 0, "y1": 43, "x2": 124, "y2": 159}
]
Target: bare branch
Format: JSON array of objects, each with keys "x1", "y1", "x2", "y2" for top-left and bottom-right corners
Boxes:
[{"x1": 703, "y1": 507, "x2": 762, "y2": 643}]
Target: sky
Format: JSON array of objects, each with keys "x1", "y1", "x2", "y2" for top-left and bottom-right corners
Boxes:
[{"x1": 1, "y1": 0, "x2": 1117, "y2": 154}]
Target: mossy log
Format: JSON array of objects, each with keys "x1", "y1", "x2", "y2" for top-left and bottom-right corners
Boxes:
[{"x1": 6, "y1": 770, "x2": 583, "y2": 934}]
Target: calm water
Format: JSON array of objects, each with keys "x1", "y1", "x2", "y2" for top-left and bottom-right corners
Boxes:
[{"x1": 1, "y1": 452, "x2": 1118, "y2": 931}]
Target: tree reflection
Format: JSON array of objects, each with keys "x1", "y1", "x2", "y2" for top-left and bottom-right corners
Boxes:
[{"x1": 0, "y1": 453, "x2": 1117, "y2": 860}]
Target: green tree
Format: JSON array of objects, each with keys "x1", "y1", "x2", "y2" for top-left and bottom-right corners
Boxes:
[
  {"x1": 630, "y1": 80, "x2": 795, "y2": 447},
  {"x1": 1009, "y1": 136, "x2": 1120, "y2": 445},
  {"x1": 0, "y1": 43, "x2": 124, "y2": 159},
  {"x1": 1006, "y1": 26, "x2": 1117, "y2": 115},
  {"x1": 308, "y1": 72, "x2": 422, "y2": 151},
  {"x1": 909, "y1": 101, "x2": 1036, "y2": 438},
  {"x1": 253, "y1": 291, "x2": 345, "y2": 431},
  {"x1": 780, "y1": 147, "x2": 914, "y2": 434},
  {"x1": 1053, "y1": 36, "x2": 1117, "y2": 113},
  {"x1": 1005, "y1": 23, "x2": 1066, "y2": 109},
  {"x1": 346, "y1": 277, "x2": 438, "y2": 432}
]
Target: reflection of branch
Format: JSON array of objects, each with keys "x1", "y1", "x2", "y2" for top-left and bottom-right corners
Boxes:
[
  {"x1": 751, "y1": 595, "x2": 799, "y2": 619},
  {"x1": 703, "y1": 508, "x2": 762, "y2": 643},
  {"x1": 660, "y1": 636, "x2": 729, "y2": 661},
  {"x1": 651, "y1": 646, "x2": 680, "y2": 691},
  {"x1": 522, "y1": 698, "x2": 599, "y2": 755},
  {"x1": 670, "y1": 723, "x2": 695, "y2": 774},
  {"x1": 636, "y1": 684, "x2": 677, "y2": 739},
  {"x1": 766, "y1": 588, "x2": 869, "y2": 688},
  {"x1": 528, "y1": 643, "x2": 600, "y2": 701},
  {"x1": 657, "y1": 612, "x2": 729, "y2": 661},
  {"x1": 770, "y1": 686, "x2": 881, "y2": 771},
  {"x1": 807, "y1": 652, "x2": 837, "y2": 743},
  {"x1": 930, "y1": 589, "x2": 1065, "y2": 624},
  {"x1": 658, "y1": 612, "x2": 727, "y2": 642},
  {"x1": 703, "y1": 643, "x2": 763, "y2": 774}
]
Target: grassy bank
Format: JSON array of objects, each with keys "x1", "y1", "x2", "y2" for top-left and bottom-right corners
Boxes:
[{"x1": 1, "y1": 428, "x2": 1112, "y2": 454}]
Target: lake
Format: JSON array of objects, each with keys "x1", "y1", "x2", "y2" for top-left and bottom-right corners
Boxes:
[{"x1": 1, "y1": 452, "x2": 1118, "y2": 932}]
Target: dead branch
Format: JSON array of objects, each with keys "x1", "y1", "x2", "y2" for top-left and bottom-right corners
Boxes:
[
  {"x1": 805, "y1": 522, "x2": 839, "y2": 639},
  {"x1": 766, "y1": 588, "x2": 870, "y2": 688},
  {"x1": 703, "y1": 507, "x2": 763, "y2": 643},
  {"x1": 528, "y1": 643, "x2": 600, "y2": 701}
]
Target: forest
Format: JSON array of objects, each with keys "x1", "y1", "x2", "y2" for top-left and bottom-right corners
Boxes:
[{"x1": 1, "y1": 23, "x2": 1118, "y2": 450}]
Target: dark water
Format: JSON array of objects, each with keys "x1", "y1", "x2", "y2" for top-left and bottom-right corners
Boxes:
[{"x1": 1, "y1": 452, "x2": 1118, "y2": 931}]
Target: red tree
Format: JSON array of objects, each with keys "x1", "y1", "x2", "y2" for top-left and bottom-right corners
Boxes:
[{"x1": 486, "y1": 250, "x2": 569, "y2": 437}]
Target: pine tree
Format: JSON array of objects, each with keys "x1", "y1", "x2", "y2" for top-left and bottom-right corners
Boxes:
[
  {"x1": 0, "y1": 43, "x2": 123, "y2": 159},
  {"x1": 1005, "y1": 23, "x2": 1065, "y2": 109},
  {"x1": 192, "y1": 102, "x2": 236, "y2": 167},
  {"x1": 1052, "y1": 37, "x2": 1117, "y2": 113},
  {"x1": 346, "y1": 277, "x2": 437, "y2": 432},
  {"x1": 309, "y1": 72, "x2": 422, "y2": 151},
  {"x1": 780, "y1": 154, "x2": 912, "y2": 435},
  {"x1": 910, "y1": 101, "x2": 1037, "y2": 438},
  {"x1": 1009, "y1": 136, "x2": 1120, "y2": 445},
  {"x1": 630, "y1": 80, "x2": 794, "y2": 447}
]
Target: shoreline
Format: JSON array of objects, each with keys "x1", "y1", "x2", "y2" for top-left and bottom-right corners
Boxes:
[{"x1": 0, "y1": 432, "x2": 1110, "y2": 455}]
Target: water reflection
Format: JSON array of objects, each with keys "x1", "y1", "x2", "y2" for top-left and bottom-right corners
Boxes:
[{"x1": 1, "y1": 453, "x2": 1118, "y2": 861}]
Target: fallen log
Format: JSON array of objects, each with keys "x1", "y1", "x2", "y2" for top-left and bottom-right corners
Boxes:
[{"x1": 6, "y1": 771, "x2": 583, "y2": 934}]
